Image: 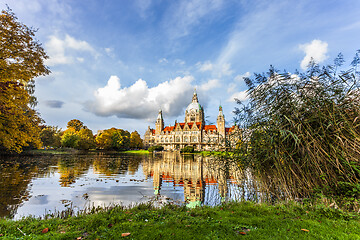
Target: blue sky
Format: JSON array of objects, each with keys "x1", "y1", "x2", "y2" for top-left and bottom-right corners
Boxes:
[{"x1": 2, "y1": 0, "x2": 360, "y2": 135}]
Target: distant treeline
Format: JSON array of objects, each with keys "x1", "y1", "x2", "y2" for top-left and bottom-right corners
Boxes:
[{"x1": 40, "y1": 119, "x2": 143, "y2": 151}]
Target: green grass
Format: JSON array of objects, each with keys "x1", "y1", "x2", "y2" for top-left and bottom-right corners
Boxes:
[
  {"x1": 1, "y1": 202, "x2": 359, "y2": 239},
  {"x1": 24, "y1": 149, "x2": 79, "y2": 155},
  {"x1": 121, "y1": 150, "x2": 150, "y2": 154}
]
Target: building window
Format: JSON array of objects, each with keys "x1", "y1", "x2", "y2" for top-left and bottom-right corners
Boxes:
[
  {"x1": 184, "y1": 136, "x2": 189, "y2": 142},
  {"x1": 176, "y1": 136, "x2": 180, "y2": 142}
]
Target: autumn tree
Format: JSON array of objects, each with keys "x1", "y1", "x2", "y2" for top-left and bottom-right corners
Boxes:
[
  {"x1": 77, "y1": 128, "x2": 95, "y2": 150},
  {"x1": 67, "y1": 119, "x2": 85, "y2": 132},
  {"x1": 130, "y1": 131, "x2": 143, "y2": 149},
  {"x1": 61, "y1": 119, "x2": 95, "y2": 150},
  {"x1": 61, "y1": 128, "x2": 79, "y2": 148},
  {"x1": 0, "y1": 8, "x2": 50, "y2": 152},
  {"x1": 96, "y1": 128, "x2": 130, "y2": 150},
  {"x1": 40, "y1": 126, "x2": 61, "y2": 148}
]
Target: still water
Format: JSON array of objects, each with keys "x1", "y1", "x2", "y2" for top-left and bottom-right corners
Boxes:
[{"x1": 0, "y1": 152, "x2": 279, "y2": 219}]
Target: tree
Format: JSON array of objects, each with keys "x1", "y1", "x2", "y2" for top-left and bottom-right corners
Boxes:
[
  {"x1": 130, "y1": 131, "x2": 143, "y2": 149},
  {"x1": 0, "y1": 8, "x2": 50, "y2": 153},
  {"x1": 60, "y1": 128, "x2": 79, "y2": 148},
  {"x1": 60, "y1": 120, "x2": 95, "y2": 150},
  {"x1": 40, "y1": 126, "x2": 61, "y2": 148},
  {"x1": 67, "y1": 119, "x2": 85, "y2": 132},
  {"x1": 95, "y1": 128, "x2": 131, "y2": 150},
  {"x1": 77, "y1": 128, "x2": 95, "y2": 150}
]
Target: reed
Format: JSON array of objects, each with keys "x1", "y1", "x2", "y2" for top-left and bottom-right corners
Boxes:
[{"x1": 234, "y1": 52, "x2": 360, "y2": 201}]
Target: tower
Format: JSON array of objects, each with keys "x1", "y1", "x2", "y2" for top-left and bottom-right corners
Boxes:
[
  {"x1": 184, "y1": 90, "x2": 205, "y2": 125},
  {"x1": 155, "y1": 110, "x2": 164, "y2": 135},
  {"x1": 217, "y1": 105, "x2": 225, "y2": 137}
]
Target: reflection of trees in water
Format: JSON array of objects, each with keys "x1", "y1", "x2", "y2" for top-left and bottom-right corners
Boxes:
[
  {"x1": 0, "y1": 153, "x2": 147, "y2": 218},
  {"x1": 0, "y1": 156, "x2": 57, "y2": 218},
  {"x1": 92, "y1": 154, "x2": 145, "y2": 176},
  {"x1": 57, "y1": 156, "x2": 93, "y2": 187}
]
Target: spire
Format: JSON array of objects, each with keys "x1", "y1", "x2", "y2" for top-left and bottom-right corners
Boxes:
[
  {"x1": 157, "y1": 109, "x2": 163, "y2": 120},
  {"x1": 192, "y1": 89, "x2": 198, "y2": 103}
]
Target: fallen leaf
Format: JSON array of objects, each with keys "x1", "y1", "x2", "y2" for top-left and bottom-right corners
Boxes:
[
  {"x1": 108, "y1": 223, "x2": 113, "y2": 228},
  {"x1": 301, "y1": 229, "x2": 309, "y2": 232},
  {"x1": 77, "y1": 237, "x2": 82, "y2": 240},
  {"x1": 41, "y1": 228, "x2": 49, "y2": 234},
  {"x1": 122, "y1": 233, "x2": 131, "y2": 237},
  {"x1": 0, "y1": 234, "x2": 3, "y2": 236},
  {"x1": 239, "y1": 231, "x2": 246, "y2": 235}
]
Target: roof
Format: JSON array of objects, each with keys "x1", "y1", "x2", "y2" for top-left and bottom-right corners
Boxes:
[
  {"x1": 163, "y1": 126, "x2": 175, "y2": 132},
  {"x1": 225, "y1": 126, "x2": 238, "y2": 133},
  {"x1": 204, "y1": 125, "x2": 217, "y2": 131},
  {"x1": 161, "y1": 122, "x2": 218, "y2": 132}
]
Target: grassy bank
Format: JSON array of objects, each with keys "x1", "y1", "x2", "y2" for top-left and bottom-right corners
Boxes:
[
  {"x1": 18, "y1": 149, "x2": 151, "y2": 156},
  {"x1": 121, "y1": 150, "x2": 149, "y2": 154},
  {"x1": 1, "y1": 202, "x2": 359, "y2": 239}
]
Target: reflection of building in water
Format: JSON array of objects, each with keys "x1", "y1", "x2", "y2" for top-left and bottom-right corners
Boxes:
[{"x1": 143, "y1": 152, "x2": 239, "y2": 207}]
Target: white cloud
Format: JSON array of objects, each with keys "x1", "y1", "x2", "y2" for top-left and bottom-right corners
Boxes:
[
  {"x1": 197, "y1": 61, "x2": 213, "y2": 72},
  {"x1": 105, "y1": 47, "x2": 115, "y2": 58},
  {"x1": 86, "y1": 76, "x2": 196, "y2": 119},
  {"x1": 134, "y1": 0, "x2": 152, "y2": 19},
  {"x1": 219, "y1": 63, "x2": 233, "y2": 76},
  {"x1": 234, "y1": 72, "x2": 251, "y2": 82},
  {"x1": 199, "y1": 79, "x2": 220, "y2": 91},
  {"x1": 165, "y1": 0, "x2": 224, "y2": 39},
  {"x1": 227, "y1": 83, "x2": 237, "y2": 93},
  {"x1": 228, "y1": 90, "x2": 249, "y2": 102},
  {"x1": 159, "y1": 58, "x2": 168, "y2": 64},
  {"x1": 45, "y1": 35, "x2": 96, "y2": 66},
  {"x1": 299, "y1": 39, "x2": 328, "y2": 70},
  {"x1": 196, "y1": 61, "x2": 233, "y2": 77},
  {"x1": 174, "y1": 59, "x2": 186, "y2": 66}
]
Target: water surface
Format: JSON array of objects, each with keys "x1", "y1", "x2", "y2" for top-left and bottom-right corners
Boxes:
[{"x1": 0, "y1": 152, "x2": 281, "y2": 219}]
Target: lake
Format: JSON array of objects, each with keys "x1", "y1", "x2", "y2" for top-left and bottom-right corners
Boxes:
[{"x1": 0, "y1": 152, "x2": 286, "y2": 219}]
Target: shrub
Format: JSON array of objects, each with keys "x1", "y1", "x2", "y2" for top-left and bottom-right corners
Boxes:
[
  {"x1": 180, "y1": 146, "x2": 194, "y2": 153},
  {"x1": 148, "y1": 145, "x2": 164, "y2": 152}
]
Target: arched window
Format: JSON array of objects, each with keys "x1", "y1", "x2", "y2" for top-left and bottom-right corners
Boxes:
[
  {"x1": 176, "y1": 136, "x2": 180, "y2": 142},
  {"x1": 184, "y1": 136, "x2": 189, "y2": 142},
  {"x1": 165, "y1": 138, "x2": 169, "y2": 142},
  {"x1": 192, "y1": 136, "x2": 197, "y2": 142}
]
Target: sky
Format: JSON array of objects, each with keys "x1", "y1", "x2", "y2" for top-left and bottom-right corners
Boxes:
[{"x1": 1, "y1": 0, "x2": 360, "y2": 135}]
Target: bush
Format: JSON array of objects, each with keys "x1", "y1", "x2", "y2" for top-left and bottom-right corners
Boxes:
[
  {"x1": 148, "y1": 145, "x2": 164, "y2": 152},
  {"x1": 180, "y1": 146, "x2": 194, "y2": 153}
]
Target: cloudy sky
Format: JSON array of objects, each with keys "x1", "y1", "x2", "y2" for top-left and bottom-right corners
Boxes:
[{"x1": 2, "y1": 0, "x2": 360, "y2": 135}]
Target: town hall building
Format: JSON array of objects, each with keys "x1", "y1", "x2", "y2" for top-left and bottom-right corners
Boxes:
[{"x1": 144, "y1": 91, "x2": 240, "y2": 151}]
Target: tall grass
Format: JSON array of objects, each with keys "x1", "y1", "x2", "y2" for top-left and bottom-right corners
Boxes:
[{"x1": 234, "y1": 52, "x2": 360, "y2": 200}]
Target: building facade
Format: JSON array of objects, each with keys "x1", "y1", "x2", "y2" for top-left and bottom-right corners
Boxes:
[{"x1": 144, "y1": 91, "x2": 240, "y2": 151}]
